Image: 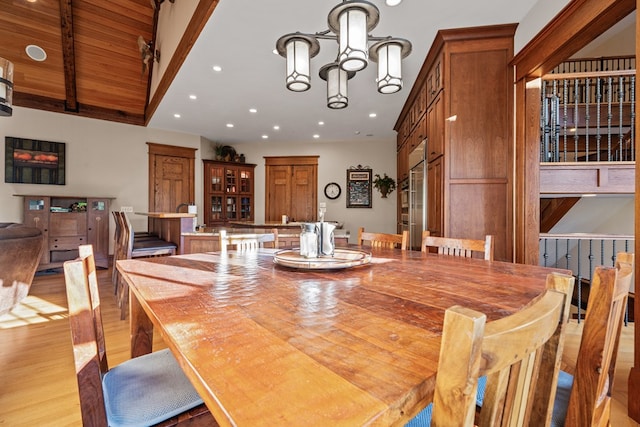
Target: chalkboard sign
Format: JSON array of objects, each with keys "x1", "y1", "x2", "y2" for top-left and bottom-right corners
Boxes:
[{"x1": 346, "y1": 166, "x2": 372, "y2": 208}]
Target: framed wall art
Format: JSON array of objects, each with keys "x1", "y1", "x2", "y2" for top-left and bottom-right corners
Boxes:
[
  {"x1": 5, "y1": 137, "x2": 66, "y2": 185},
  {"x1": 346, "y1": 165, "x2": 372, "y2": 208}
]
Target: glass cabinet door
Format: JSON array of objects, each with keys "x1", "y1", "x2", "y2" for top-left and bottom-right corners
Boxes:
[
  {"x1": 240, "y1": 197, "x2": 251, "y2": 220},
  {"x1": 226, "y1": 196, "x2": 237, "y2": 219},
  {"x1": 210, "y1": 165, "x2": 224, "y2": 193},
  {"x1": 211, "y1": 196, "x2": 223, "y2": 221},
  {"x1": 226, "y1": 168, "x2": 238, "y2": 193},
  {"x1": 239, "y1": 168, "x2": 252, "y2": 193}
]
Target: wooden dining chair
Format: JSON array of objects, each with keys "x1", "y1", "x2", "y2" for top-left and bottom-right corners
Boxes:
[
  {"x1": 357, "y1": 227, "x2": 408, "y2": 250},
  {"x1": 551, "y1": 252, "x2": 634, "y2": 427},
  {"x1": 407, "y1": 272, "x2": 574, "y2": 427},
  {"x1": 63, "y1": 245, "x2": 215, "y2": 427},
  {"x1": 114, "y1": 211, "x2": 178, "y2": 319},
  {"x1": 219, "y1": 229, "x2": 279, "y2": 252},
  {"x1": 421, "y1": 230, "x2": 494, "y2": 261}
]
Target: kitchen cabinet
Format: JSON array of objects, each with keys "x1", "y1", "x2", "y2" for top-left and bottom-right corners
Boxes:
[
  {"x1": 395, "y1": 24, "x2": 516, "y2": 261},
  {"x1": 426, "y1": 92, "x2": 444, "y2": 162},
  {"x1": 203, "y1": 160, "x2": 256, "y2": 226},
  {"x1": 18, "y1": 195, "x2": 111, "y2": 270},
  {"x1": 427, "y1": 157, "x2": 443, "y2": 237}
]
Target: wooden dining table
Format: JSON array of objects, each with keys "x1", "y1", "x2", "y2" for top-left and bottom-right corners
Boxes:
[{"x1": 116, "y1": 247, "x2": 570, "y2": 426}]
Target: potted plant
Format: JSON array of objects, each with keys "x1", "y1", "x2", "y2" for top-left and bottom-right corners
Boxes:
[{"x1": 373, "y1": 173, "x2": 396, "y2": 198}]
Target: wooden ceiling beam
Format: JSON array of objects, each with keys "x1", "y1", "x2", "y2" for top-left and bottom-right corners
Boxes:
[
  {"x1": 59, "y1": 0, "x2": 78, "y2": 112},
  {"x1": 13, "y1": 92, "x2": 145, "y2": 126}
]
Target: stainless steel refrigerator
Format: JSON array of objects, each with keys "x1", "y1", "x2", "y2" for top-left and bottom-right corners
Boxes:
[{"x1": 408, "y1": 139, "x2": 426, "y2": 250}]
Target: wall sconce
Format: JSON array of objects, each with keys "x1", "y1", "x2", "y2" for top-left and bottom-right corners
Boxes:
[{"x1": 0, "y1": 57, "x2": 14, "y2": 117}]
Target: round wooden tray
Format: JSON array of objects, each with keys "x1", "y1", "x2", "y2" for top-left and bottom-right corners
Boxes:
[{"x1": 273, "y1": 248, "x2": 372, "y2": 270}]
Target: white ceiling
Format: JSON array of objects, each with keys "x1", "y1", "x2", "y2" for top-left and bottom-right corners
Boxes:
[{"x1": 147, "y1": 0, "x2": 550, "y2": 145}]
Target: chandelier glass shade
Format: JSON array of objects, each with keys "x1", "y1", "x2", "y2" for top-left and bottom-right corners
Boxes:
[
  {"x1": 276, "y1": 34, "x2": 320, "y2": 92},
  {"x1": 369, "y1": 38, "x2": 411, "y2": 94},
  {"x1": 319, "y1": 62, "x2": 355, "y2": 109},
  {"x1": 0, "y1": 57, "x2": 14, "y2": 117},
  {"x1": 276, "y1": 0, "x2": 411, "y2": 108}
]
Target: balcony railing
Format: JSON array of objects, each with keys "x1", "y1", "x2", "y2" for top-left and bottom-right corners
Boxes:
[
  {"x1": 541, "y1": 68, "x2": 635, "y2": 163},
  {"x1": 539, "y1": 233, "x2": 634, "y2": 323}
]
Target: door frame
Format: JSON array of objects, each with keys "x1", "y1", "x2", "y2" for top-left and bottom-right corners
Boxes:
[{"x1": 147, "y1": 142, "x2": 196, "y2": 212}]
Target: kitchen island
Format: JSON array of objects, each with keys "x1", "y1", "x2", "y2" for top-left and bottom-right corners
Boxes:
[{"x1": 182, "y1": 225, "x2": 350, "y2": 254}]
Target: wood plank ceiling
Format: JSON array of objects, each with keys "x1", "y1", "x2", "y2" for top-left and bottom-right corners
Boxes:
[{"x1": 1, "y1": 0, "x2": 156, "y2": 125}]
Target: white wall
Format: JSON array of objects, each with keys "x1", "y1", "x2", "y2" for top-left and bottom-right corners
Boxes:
[
  {"x1": 229, "y1": 139, "x2": 398, "y2": 243},
  {"x1": 514, "y1": 0, "x2": 571, "y2": 54},
  {"x1": 1, "y1": 107, "x2": 397, "y2": 251},
  {"x1": 551, "y1": 196, "x2": 635, "y2": 235},
  {"x1": 1, "y1": 106, "x2": 203, "y2": 253}
]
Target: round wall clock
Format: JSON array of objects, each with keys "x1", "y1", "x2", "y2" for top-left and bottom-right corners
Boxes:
[{"x1": 324, "y1": 182, "x2": 341, "y2": 200}]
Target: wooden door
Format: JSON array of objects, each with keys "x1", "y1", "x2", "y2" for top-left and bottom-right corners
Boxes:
[
  {"x1": 147, "y1": 143, "x2": 195, "y2": 214},
  {"x1": 265, "y1": 156, "x2": 318, "y2": 223},
  {"x1": 290, "y1": 165, "x2": 316, "y2": 222}
]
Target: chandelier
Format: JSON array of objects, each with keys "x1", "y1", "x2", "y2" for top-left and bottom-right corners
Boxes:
[
  {"x1": 276, "y1": 0, "x2": 411, "y2": 109},
  {"x1": 0, "y1": 57, "x2": 14, "y2": 117}
]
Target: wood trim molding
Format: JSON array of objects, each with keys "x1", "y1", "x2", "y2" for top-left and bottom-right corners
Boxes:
[
  {"x1": 264, "y1": 156, "x2": 319, "y2": 166},
  {"x1": 145, "y1": 0, "x2": 220, "y2": 124},
  {"x1": 146, "y1": 142, "x2": 197, "y2": 158},
  {"x1": 512, "y1": 0, "x2": 635, "y2": 81},
  {"x1": 13, "y1": 93, "x2": 146, "y2": 126}
]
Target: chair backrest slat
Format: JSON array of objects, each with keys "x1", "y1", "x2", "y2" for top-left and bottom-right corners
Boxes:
[
  {"x1": 421, "y1": 230, "x2": 494, "y2": 261},
  {"x1": 357, "y1": 227, "x2": 408, "y2": 250},
  {"x1": 220, "y1": 229, "x2": 279, "y2": 252},
  {"x1": 64, "y1": 245, "x2": 109, "y2": 425},
  {"x1": 564, "y1": 252, "x2": 634, "y2": 426},
  {"x1": 432, "y1": 272, "x2": 574, "y2": 427}
]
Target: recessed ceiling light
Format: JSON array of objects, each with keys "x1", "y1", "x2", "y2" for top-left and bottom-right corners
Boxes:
[
  {"x1": 25, "y1": 44, "x2": 47, "y2": 62},
  {"x1": 249, "y1": 108, "x2": 257, "y2": 113},
  {"x1": 354, "y1": 131, "x2": 361, "y2": 135},
  {"x1": 173, "y1": 113, "x2": 181, "y2": 118},
  {"x1": 262, "y1": 135, "x2": 269, "y2": 139},
  {"x1": 189, "y1": 94, "x2": 197, "y2": 100},
  {"x1": 369, "y1": 113, "x2": 377, "y2": 118},
  {"x1": 318, "y1": 121, "x2": 325, "y2": 126},
  {"x1": 212, "y1": 65, "x2": 222, "y2": 72},
  {"x1": 313, "y1": 134, "x2": 320, "y2": 139},
  {"x1": 386, "y1": 0, "x2": 402, "y2": 5},
  {"x1": 273, "y1": 125, "x2": 280, "y2": 130},
  {"x1": 226, "y1": 123, "x2": 234, "y2": 128}
]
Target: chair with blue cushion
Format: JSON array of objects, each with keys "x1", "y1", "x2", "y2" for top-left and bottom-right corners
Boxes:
[
  {"x1": 64, "y1": 244, "x2": 215, "y2": 426},
  {"x1": 551, "y1": 252, "x2": 634, "y2": 427},
  {"x1": 407, "y1": 272, "x2": 574, "y2": 427}
]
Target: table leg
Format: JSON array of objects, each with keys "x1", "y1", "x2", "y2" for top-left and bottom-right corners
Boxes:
[{"x1": 129, "y1": 288, "x2": 154, "y2": 358}]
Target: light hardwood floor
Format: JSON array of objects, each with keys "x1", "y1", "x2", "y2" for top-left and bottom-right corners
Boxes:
[{"x1": 0, "y1": 268, "x2": 638, "y2": 426}]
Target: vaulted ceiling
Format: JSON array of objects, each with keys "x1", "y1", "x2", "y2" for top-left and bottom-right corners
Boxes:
[
  {"x1": 1, "y1": 0, "x2": 162, "y2": 125},
  {"x1": 2, "y1": 0, "x2": 635, "y2": 145}
]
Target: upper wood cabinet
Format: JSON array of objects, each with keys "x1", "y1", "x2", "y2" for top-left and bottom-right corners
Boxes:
[
  {"x1": 426, "y1": 92, "x2": 444, "y2": 162},
  {"x1": 265, "y1": 156, "x2": 318, "y2": 223},
  {"x1": 396, "y1": 24, "x2": 516, "y2": 261},
  {"x1": 426, "y1": 51, "x2": 443, "y2": 106},
  {"x1": 203, "y1": 160, "x2": 256, "y2": 226}
]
